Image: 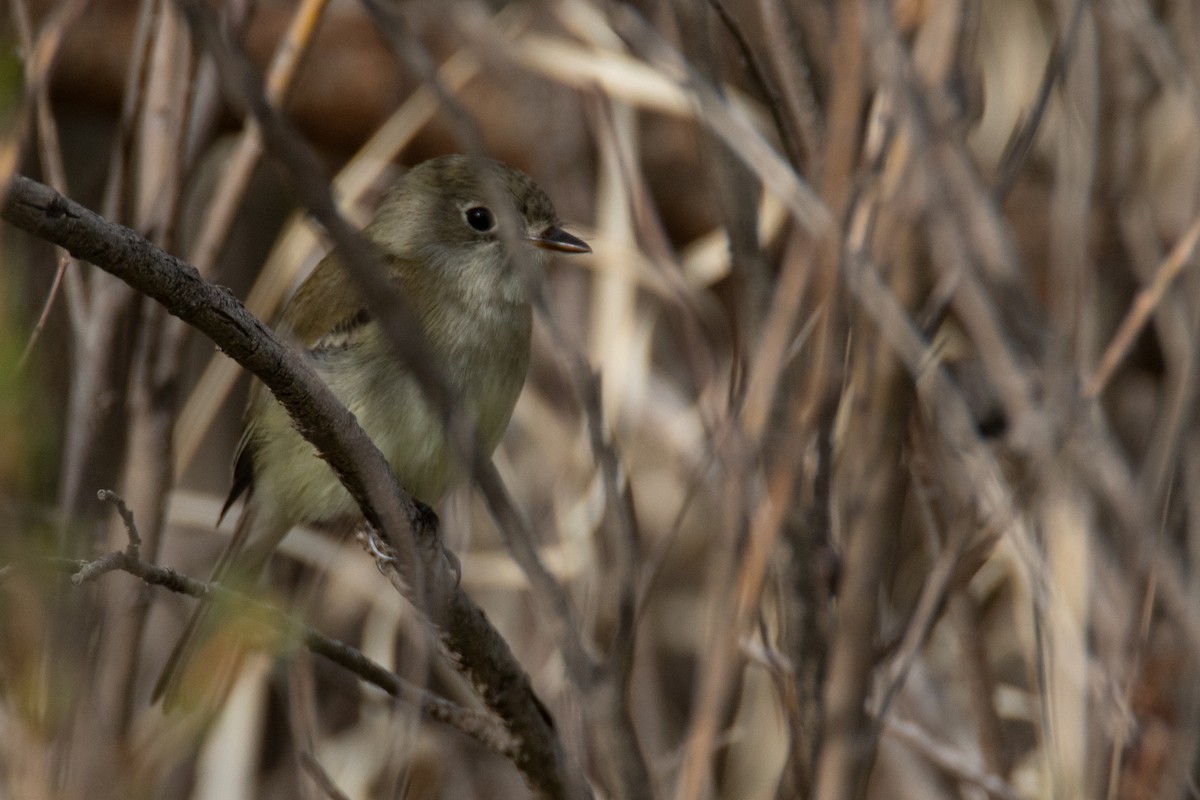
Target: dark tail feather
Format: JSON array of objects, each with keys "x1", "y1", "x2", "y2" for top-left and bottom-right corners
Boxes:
[
  {"x1": 152, "y1": 592, "x2": 214, "y2": 709},
  {"x1": 153, "y1": 501, "x2": 266, "y2": 710}
]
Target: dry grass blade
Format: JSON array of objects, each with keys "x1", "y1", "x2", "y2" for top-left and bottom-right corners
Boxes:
[
  {"x1": 186, "y1": 0, "x2": 333, "y2": 279},
  {"x1": 1085, "y1": 212, "x2": 1200, "y2": 398},
  {"x1": 10, "y1": 0, "x2": 89, "y2": 353}
]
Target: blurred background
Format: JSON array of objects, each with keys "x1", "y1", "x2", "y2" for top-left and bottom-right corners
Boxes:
[{"x1": 3, "y1": 0, "x2": 1200, "y2": 798}]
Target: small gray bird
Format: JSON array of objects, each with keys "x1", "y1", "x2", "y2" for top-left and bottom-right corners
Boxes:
[{"x1": 155, "y1": 155, "x2": 590, "y2": 707}]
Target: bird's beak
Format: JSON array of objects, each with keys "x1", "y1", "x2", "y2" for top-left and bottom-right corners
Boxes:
[{"x1": 531, "y1": 226, "x2": 591, "y2": 254}]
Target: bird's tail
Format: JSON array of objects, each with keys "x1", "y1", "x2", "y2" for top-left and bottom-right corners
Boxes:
[{"x1": 152, "y1": 500, "x2": 283, "y2": 711}]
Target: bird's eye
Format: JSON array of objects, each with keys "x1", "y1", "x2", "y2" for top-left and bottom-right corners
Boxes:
[{"x1": 464, "y1": 206, "x2": 496, "y2": 232}]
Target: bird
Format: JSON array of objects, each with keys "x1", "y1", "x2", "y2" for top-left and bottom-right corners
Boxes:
[{"x1": 154, "y1": 155, "x2": 590, "y2": 708}]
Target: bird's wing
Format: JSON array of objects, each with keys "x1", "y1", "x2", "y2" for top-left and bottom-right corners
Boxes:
[
  {"x1": 220, "y1": 251, "x2": 376, "y2": 517},
  {"x1": 221, "y1": 250, "x2": 421, "y2": 514},
  {"x1": 279, "y1": 251, "x2": 377, "y2": 347}
]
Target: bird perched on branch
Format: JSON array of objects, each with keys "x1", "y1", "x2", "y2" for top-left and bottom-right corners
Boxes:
[{"x1": 154, "y1": 155, "x2": 590, "y2": 708}]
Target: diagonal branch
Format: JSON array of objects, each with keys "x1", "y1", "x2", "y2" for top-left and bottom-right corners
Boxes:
[
  {"x1": 0, "y1": 548, "x2": 514, "y2": 756},
  {"x1": 0, "y1": 174, "x2": 587, "y2": 800}
]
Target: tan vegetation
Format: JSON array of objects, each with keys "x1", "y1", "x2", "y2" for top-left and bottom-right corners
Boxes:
[{"x1": 2, "y1": 0, "x2": 1199, "y2": 798}]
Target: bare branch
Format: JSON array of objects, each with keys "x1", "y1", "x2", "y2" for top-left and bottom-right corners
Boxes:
[
  {"x1": 0, "y1": 549, "x2": 513, "y2": 753},
  {"x1": 0, "y1": 174, "x2": 582, "y2": 800}
]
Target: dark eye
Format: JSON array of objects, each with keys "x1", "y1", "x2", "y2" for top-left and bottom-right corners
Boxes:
[{"x1": 465, "y1": 206, "x2": 495, "y2": 232}]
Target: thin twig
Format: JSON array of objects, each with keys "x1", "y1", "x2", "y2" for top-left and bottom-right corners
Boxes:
[
  {"x1": 1085, "y1": 211, "x2": 1200, "y2": 398},
  {"x1": 882, "y1": 716, "x2": 1025, "y2": 800},
  {"x1": 0, "y1": 550, "x2": 514, "y2": 752},
  {"x1": 703, "y1": 0, "x2": 803, "y2": 167},
  {"x1": 298, "y1": 752, "x2": 354, "y2": 800},
  {"x1": 97, "y1": 489, "x2": 141, "y2": 555},
  {"x1": 185, "y1": 0, "x2": 330, "y2": 280},
  {"x1": 993, "y1": 0, "x2": 1087, "y2": 199},
  {"x1": 19, "y1": 251, "x2": 72, "y2": 368},
  {"x1": 10, "y1": 0, "x2": 89, "y2": 357},
  {"x1": 609, "y1": 5, "x2": 833, "y2": 239}
]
